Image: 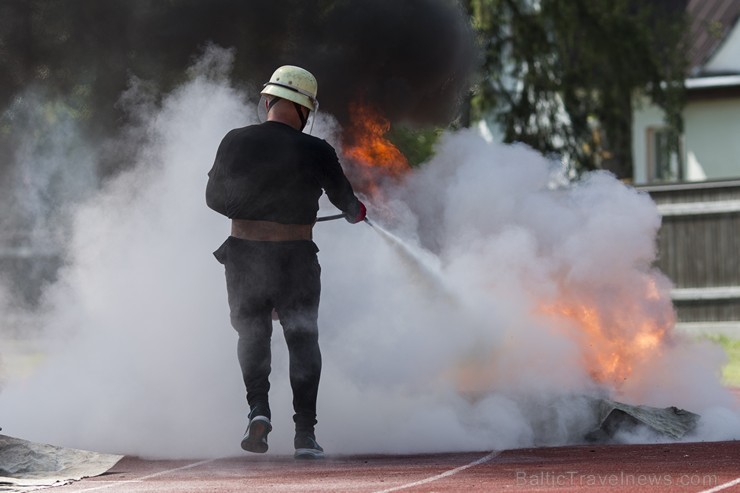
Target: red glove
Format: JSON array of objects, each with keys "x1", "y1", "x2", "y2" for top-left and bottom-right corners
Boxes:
[{"x1": 346, "y1": 201, "x2": 367, "y2": 224}]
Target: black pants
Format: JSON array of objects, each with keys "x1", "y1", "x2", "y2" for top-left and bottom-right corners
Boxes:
[{"x1": 215, "y1": 237, "x2": 322, "y2": 433}]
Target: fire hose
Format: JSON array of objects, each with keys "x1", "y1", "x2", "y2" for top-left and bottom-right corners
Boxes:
[
  {"x1": 315, "y1": 213, "x2": 346, "y2": 222},
  {"x1": 316, "y1": 213, "x2": 374, "y2": 227}
]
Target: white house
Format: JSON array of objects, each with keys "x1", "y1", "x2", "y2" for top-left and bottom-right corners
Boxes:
[{"x1": 633, "y1": 0, "x2": 740, "y2": 184}]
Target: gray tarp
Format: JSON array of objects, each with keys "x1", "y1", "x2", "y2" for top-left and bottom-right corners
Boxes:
[
  {"x1": 586, "y1": 399, "x2": 700, "y2": 442},
  {"x1": 0, "y1": 434, "x2": 122, "y2": 492}
]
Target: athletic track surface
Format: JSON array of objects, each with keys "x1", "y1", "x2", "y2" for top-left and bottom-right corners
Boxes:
[{"x1": 44, "y1": 389, "x2": 740, "y2": 493}]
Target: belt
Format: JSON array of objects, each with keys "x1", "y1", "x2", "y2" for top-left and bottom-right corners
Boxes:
[{"x1": 231, "y1": 219, "x2": 313, "y2": 242}]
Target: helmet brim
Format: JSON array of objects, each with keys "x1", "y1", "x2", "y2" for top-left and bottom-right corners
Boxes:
[{"x1": 261, "y1": 85, "x2": 316, "y2": 111}]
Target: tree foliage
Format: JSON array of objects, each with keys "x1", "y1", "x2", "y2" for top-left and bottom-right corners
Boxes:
[{"x1": 469, "y1": 0, "x2": 690, "y2": 179}]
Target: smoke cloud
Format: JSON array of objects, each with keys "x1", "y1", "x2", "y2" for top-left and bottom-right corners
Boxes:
[
  {"x1": 1, "y1": 46, "x2": 739, "y2": 459},
  {"x1": 304, "y1": 0, "x2": 477, "y2": 125},
  {"x1": 0, "y1": 0, "x2": 477, "y2": 311},
  {"x1": 0, "y1": 0, "x2": 476, "y2": 136}
]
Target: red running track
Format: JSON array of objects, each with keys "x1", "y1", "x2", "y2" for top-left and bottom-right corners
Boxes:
[
  {"x1": 46, "y1": 440, "x2": 740, "y2": 493},
  {"x1": 40, "y1": 389, "x2": 740, "y2": 492}
]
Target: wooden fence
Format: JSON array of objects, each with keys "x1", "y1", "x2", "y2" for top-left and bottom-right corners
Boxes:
[{"x1": 638, "y1": 179, "x2": 740, "y2": 335}]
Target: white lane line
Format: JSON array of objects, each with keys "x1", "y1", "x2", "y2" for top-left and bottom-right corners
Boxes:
[
  {"x1": 698, "y1": 477, "x2": 740, "y2": 493},
  {"x1": 65, "y1": 458, "x2": 216, "y2": 492},
  {"x1": 372, "y1": 450, "x2": 499, "y2": 493}
]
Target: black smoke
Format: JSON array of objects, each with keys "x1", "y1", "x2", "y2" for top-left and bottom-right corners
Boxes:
[
  {"x1": 0, "y1": 0, "x2": 478, "y2": 307},
  {"x1": 299, "y1": 0, "x2": 478, "y2": 125},
  {"x1": 0, "y1": 0, "x2": 477, "y2": 141}
]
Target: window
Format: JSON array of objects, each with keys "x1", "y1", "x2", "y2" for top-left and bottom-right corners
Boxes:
[{"x1": 647, "y1": 126, "x2": 682, "y2": 182}]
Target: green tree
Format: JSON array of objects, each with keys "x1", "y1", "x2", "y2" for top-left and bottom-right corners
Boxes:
[{"x1": 470, "y1": 0, "x2": 689, "y2": 180}]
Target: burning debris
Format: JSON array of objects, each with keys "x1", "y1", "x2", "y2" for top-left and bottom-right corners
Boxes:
[
  {"x1": 336, "y1": 104, "x2": 703, "y2": 446},
  {"x1": 329, "y1": 66, "x2": 709, "y2": 446},
  {"x1": 337, "y1": 102, "x2": 711, "y2": 447}
]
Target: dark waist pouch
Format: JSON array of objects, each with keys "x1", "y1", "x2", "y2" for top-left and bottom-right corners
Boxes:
[{"x1": 213, "y1": 236, "x2": 319, "y2": 266}]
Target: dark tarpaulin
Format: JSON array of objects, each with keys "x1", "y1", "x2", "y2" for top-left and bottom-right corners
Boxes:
[{"x1": 586, "y1": 398, "x2": 700, "y2": 442}]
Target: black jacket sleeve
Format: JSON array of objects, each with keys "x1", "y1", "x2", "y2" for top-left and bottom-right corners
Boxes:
[
  {"x1": 205, "y1": 135, "x2": 233, "y2": 217},
  {"x1": 317, "y1": 140, "x2": 362, "y2": 217},
  {"x1": 205, "y1": 169, "x2": 226, "y2": 216}
]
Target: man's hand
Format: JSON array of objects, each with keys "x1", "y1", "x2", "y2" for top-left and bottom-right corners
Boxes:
[{"x1": 345, "y1": 201, "x2": 367, "y2": 224}]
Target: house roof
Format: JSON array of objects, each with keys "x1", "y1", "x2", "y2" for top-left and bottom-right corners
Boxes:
[{"x1": 687, "y1": 0, "x2": 740, "y2": 75}]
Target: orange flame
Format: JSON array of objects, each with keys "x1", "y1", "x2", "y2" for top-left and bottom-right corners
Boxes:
[
  {"x1": 341, "y1": 101, "x2": 410, "y2": 195},
  {"x1": 448, "y1": 274, "x2": 674, "y2": 396},
  {"x1": 540, "y1": 277, "x2": 672, "y2": 388}
]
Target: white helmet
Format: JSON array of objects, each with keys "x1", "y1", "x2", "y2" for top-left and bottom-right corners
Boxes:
[{"x1": 261, "y1": 65, "x2": 318, "y2": 112}]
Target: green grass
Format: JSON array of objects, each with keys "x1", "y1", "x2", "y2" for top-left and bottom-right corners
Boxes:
[{"x1": 704, "y1": 334, "x2": 740, "y2": 387}]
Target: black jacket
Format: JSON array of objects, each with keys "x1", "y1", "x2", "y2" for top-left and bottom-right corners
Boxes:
[{"x1": 206, "y1": 121, "x2": 361, "y2": 225}]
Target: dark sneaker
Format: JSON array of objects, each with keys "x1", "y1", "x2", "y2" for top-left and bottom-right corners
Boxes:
[
  {"x1": 241, "y1": 416, "x2": 272, "y2": 453},
  {"x1": 294, "y1": 432, "x2": 325, "y2": 459}
]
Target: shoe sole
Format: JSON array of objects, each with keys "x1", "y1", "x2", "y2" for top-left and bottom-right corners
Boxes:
[
  {"x1": 241, "y1": 418, "x2": 271, "y2": 453},
  {"x1": 294, "y1": 448, "x2": 325, "y2": 460}
]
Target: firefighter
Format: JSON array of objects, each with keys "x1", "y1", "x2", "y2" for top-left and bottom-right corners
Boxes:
[{"x1": 206, "y1": 65, "x2": 366, "y2": 459}]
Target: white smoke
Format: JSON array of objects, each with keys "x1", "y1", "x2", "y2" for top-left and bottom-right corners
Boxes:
[
  {"x1": 0, "y1": 90, "x2": 99, "y2": 317},
  {"x1": 1, "y1": 46, "x2": 738, "y2": 458},
  {"x1": 0, "y1": 91, "x2": 99, "y2": 233}
]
